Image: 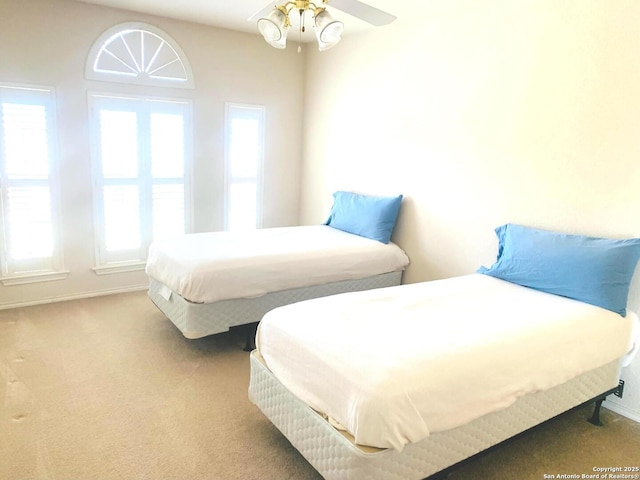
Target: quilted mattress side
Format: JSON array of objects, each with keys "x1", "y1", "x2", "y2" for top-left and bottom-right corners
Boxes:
[
  {"x1": 248, "y1": 351, "x2": 620, "y2": 480},
  {"x1": 149, "y1": 271, "x2": 403, "y2": 339}
]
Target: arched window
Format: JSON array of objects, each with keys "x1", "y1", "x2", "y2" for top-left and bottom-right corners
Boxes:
[
  {"x1": 85, "y1": 22, "x2": 194, "y2": 89},
  {"x1": 86, "y1": 23, "x2": 194, "y2": 273}
]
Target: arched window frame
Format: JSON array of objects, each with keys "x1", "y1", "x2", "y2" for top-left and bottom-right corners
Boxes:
[{"x1": 85, "y1": 22, "x2": 194, "y2": 89}]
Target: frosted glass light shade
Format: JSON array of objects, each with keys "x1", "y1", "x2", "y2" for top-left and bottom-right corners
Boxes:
[
  {"x1": 315, "y1": 10, "x2": 343, "y2": 48},
  {"x1": 258, "y1": 8, "x2": 289, "y2": 48},
  {"x1": 317, "y1": 37, "x2": 341, "y2": 51}
]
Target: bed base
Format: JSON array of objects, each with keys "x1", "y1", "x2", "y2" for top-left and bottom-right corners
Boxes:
[
  {"x1": 424, "y1": 382, "x2": 623, "y2": 480},
  {"x1": 148, "y1": 271, "x2": 403, "y2": 340},
  {"x1": 587, "y1": 381, "x2": 623, "y2": 427},
  {"x1": 248, "y1": 351, "x2": 621, "y2": 480}
]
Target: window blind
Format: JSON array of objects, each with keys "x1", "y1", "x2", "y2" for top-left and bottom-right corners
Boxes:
[
  {"x1": 90, "y1": 94, "x2": 190, "y2": 267},
  {"x1": 0, "y1": 86, "x2": 62, "y2": 278},
  {"x1": 224, "y1": 103, "x2": 264, "y2": 231}
]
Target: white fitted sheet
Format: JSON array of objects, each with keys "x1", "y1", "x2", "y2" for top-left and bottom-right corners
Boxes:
[
  {"x1": 257, "y1": 274, "x2": 636, "y2": 451},
  {"x1": 145, "y1": 225, "x2": 409, "y2": 304}
]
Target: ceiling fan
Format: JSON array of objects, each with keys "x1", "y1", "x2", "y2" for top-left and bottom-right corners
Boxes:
[{"x1": 248, "y1": 0, "x2": 396, "y2": 52}]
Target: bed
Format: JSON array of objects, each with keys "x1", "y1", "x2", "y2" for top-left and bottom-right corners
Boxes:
[
  {"x1": 146, "y1": 192, "x2": 409, "y2": 340},
  {"x1": 248, "y1": 223, "x2": 640, "y2": 479}
]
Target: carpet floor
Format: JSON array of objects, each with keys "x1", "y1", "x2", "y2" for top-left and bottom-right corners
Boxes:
[{"x1": 1, "y1": 291, "x2": 638, "y2": 479}]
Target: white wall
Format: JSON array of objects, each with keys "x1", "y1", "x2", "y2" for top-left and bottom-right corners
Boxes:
[
  {"x1": 0, "y1": 0, "x2": 305, "y2": 308},
  {"x1": 300, "y1": 1, "x2": 640, "y2": 419}
]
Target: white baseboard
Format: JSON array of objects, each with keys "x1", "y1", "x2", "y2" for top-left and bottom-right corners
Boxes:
[
  {"x1": 604, "y1": 401, "x2": 640, "y2": 423},
  {"x1": 0, "y1": 284, "x2": 150, "y2": 310}
]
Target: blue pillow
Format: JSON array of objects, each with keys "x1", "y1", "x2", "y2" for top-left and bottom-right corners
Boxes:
[
  {"x1": 325, "y1": 191, "x2": 403, "y2": 244},
  {"x1": 477, "y1": 223, "x2": 640, "y2": 316}
]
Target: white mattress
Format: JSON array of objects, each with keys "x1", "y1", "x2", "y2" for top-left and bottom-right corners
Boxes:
[
  {"x1": 145, "y1": 225, "x2": 409, "y2": 304},
  {"x1": 257, "y1": 274, "x2": 637, "y2": 451}
]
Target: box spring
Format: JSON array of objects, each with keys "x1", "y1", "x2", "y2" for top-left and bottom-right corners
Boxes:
[
  {"x1": 248, "y1": 351, "x2": 621, "y2": 480},
  {"x1": 148, "y1": 271, "x2": 403, "y2": 339}
]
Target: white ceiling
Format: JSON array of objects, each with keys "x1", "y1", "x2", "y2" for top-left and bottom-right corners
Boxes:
[{"x1": 74, "y1": 0, "x2": 397, "y2": 42}]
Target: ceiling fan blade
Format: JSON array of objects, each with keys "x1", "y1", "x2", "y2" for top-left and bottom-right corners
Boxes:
[
  {"x1": 327, "y1": 0, "x2": 397, "y2": 26},
  {"x1": 247, "y1": 2, "x2": 276, "y2": 22}
]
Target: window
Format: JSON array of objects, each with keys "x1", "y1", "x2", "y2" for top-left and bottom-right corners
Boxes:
[
  {"x1": 224, "y1": 104, "x2": 265, "y2": 231},
  {"x1": 85, "y1": 22, "x2": 194, "y2": 89},
  {"x1": 0, "y1": 84, "x2": 65, "y2": 284},
  {"x1": 90, "y1": 94, "x2": 191, "y2": 272}
]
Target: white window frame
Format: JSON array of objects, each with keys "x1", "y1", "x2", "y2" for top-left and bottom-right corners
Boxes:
[
  {"x1": 89, "y1": 92, "x2": 193, "y2": 274},
  {"x1": 85, "y1": 22, "x2": 194, "y2": 89},
  {"x1": 224, "y1": 103, "x2": 265, "y2": 231},
  {"x1": 0, "y1": 83, "x2": 67, "y2": 285}
]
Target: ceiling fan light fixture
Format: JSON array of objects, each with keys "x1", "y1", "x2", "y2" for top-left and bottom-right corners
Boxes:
[
  {"x1": 314, "y1": 9, "x2": 344, "y2": 45},
  {"x1": 258, "y1": 8, "x2": 289, "y2": 47},
  {"x1": 251, "y1": 0, "x2": 391, "y2": 52}
]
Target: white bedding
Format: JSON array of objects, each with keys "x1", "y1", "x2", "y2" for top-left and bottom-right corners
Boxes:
[
  {"x1": 257, "y1": 274, "x2": 637, "y2": 451},
  {"x1": 145, "y1": 225, "x2": 409, "y2": 304}
]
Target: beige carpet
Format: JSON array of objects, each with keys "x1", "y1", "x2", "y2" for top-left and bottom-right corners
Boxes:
[{"x1": 1, "y1": 291, "x2": 638, "y2": 480}]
